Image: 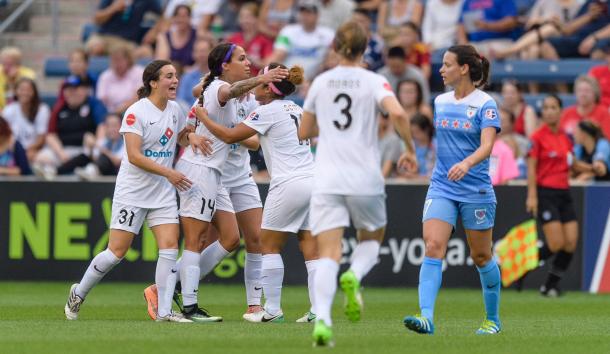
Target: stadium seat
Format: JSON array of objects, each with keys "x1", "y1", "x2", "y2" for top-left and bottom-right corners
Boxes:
[
  {"x1": 523, "y1": 93, "x2": 577, "y2": 113},
  {"x1": 40, "y1": 92, "x2": 57, "y2": 108},
  {"x1": 44, "y1": 56, "x2": 153, "y2": 78},
  {"x1": 491, "y1": 59, "x2": 603, "y2": 83}
]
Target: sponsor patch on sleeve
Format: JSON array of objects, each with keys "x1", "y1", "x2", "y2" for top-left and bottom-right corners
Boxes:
[{"x1": 126, "y1": 113, "x2": 136, "y2": 126}]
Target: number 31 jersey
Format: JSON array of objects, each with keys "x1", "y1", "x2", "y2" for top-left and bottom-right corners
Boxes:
[{"x1": 303, "y1": 66, "x2": 395, "y2": 195}]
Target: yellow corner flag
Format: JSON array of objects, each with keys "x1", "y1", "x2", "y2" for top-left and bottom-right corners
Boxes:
[{"x1": 496, "y1": 219, "x2": 539, "y2": 287}]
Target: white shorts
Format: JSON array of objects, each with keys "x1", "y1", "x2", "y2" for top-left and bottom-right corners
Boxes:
[
  {"x1": 176, "y1": 160, "x2": 221, "y2": 222},
  {"x1": 110, "y1": 200, "x2": 178, "y2": 234},
  {"x1": 262, "y1": 176, "x2": 312, "y2": 233},
  {"x1": 309, "y1": 194, "x2": 387, "y2": 236},
  {"x1": 216, "y1": 178, "x2": 262, "y2": 214}
]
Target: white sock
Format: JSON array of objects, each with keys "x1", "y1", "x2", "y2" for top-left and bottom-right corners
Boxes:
[
  {"x1": 314, "y1": 257, "x2": 339, "y2": 326},
  {"x1": 75, "y1": 248, "x2": 121, "y2": 298},
  {"x1": 261, "y1": 254, "x2": 284, "y2": 316},
  {"x1": 180, "y1": 250, "x2": 201, "y2": 307},
  {"x1": 349, "y1": 240, "x2": 380, "y2": 281},
  {"x1": 305, "y1": 259, "x2": 318, "y2": 314},
  {"x1": 199, "y1": 240, "x2": 229, "y2": 279},
  {"x1": 245, "y1": 253, "x2": 263, "y2": 306},
  {"x1": 156, "y1": 249, "x2": 178, "y2": 317}
]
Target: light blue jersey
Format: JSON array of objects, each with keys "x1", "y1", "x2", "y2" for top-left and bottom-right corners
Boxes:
[{"x1": 427, "y1": 89, "x2": 501, "y2": 203}]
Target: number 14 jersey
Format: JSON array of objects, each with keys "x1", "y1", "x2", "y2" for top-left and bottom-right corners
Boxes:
[{"x1": 303, "y1": 66, "x2": 395, "y2": 195}]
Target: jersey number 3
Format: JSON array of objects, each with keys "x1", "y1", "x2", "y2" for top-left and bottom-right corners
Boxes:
[{"x1": 333, "y1": 93, "x2": 352, "y2": 130}]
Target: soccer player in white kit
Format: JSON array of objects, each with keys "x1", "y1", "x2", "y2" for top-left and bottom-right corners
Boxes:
[
  {"x1": 195, "y1": 63, "x2": 319, "y2": 323},
  {"x1": 64, "y1": 60, "x2": 194, "y2": 322},
  {"x1": 298, "y1": 22, "x2": 418, "y2": 346}
]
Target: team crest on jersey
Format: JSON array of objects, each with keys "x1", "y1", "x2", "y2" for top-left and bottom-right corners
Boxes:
[
  {"x1": 466, "y1": 106, "x2": 477, "y2": 119},
  {"x1": 248, "y1": 112, "x2": 259, "y2": 121},
  {"x1": 172, "y1": 114, "x2": 177, "y2": 124},
  {"x1": 485, "y1": 108, "x2": 497, "y2": 120},
  {"x1": 474, "y1": 209, "x2": 486, "y2": 224},
  {"x1": 159, "y1": 127, "x2": 174, "y2": 146},
  {"x1": 126, "y1": 113, "x2": 136, "y2": 126},
  {"x1": 237, "y1": 107, "x2": 246, "y2": 119}
]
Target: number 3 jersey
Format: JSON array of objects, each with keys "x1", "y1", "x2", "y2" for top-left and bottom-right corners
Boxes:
[
  {"x1": 303, "y1": 66, "x2": 395, "y2": 195},
  {"x1": 114, "y1": 98, "x2": 186, "y2": 208},
  {"x1": 243, "y1": 99, "x2": 314, "y2": 188}
]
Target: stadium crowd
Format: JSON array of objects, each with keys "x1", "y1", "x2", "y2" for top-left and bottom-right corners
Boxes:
[{"x1": 1, "y1": 0, "x2": 610, "y2": 183}]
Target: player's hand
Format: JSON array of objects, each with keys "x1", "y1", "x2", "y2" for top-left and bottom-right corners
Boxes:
[
  {"x1": 526, "y1": 196, "x2": 538, "y2": 216},
  {"x1": 397, "y1": 151, "x2": 418, "y2": 174},
  {"x1": 447, "y1": 160, "x2": 471, "y2": 181},
  {"x1": 166, "y1": 170, "x2": 192, "y2": 191},
  {"x1": 188, "y1": 133, "x2": 213, "y2": 156},
  {"x1": 592, "y1": 161, "x2": 607, "y2": 176},
  {"x1": 259, "y1": 66, "x2": 289, "y2": 84},
  {"x1": 474, "y1": 20, "x2": 489, "y2": 30},
  {"x1": 194, "y1": 106, "x2": 209, "y2": 123}
]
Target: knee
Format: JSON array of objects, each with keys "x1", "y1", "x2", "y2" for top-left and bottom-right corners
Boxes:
[
  {"x1": 108, "y1": 244, "x2": 129, "y2": 258},
  {"x1": 547, "y1": 238, "x2": 564, "y2": 253},
  {"x1": 563, "y1": 239, "x2": 577, "y2": 253},
  {"x1": 221, "y1": 233, "x2": 241, "y2": 252},
  {"x1": 424, "y1": 238, "x2": 446, "y2": 258},
  {"x1": 470, "y1": 250, "x2": 492, "y2": 267}
]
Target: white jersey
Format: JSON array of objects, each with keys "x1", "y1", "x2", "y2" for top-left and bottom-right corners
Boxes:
[
  {"x1": 303, "y1": 66, "x2": 395, "y2": 195},
  {"x1": 2, "y1": 102, "x2": 50, "y2": 149},
  {"x1": 221, "y1": 93, "x2": 258, "y2": 188},
  {"x1": 243, "y1": 99, "x2": 314, "y2": 187},
  {"x1": 180, "y1": 79, "x2": 234, "y2": 172},
  {"x1": 114, "y1": 98, "x2": 186, "y2": 208}
]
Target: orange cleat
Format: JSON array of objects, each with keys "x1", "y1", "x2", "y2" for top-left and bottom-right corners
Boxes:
[
  {"x1": 143, "y1": 284, "x2": 158, "y2": 320},
  {"x1": 244, "y1": 305, "x2": 263, "y2": 315}
]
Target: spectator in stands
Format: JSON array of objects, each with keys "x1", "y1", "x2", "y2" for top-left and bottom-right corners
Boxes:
[
  {"x1": 579, "y1": 22, "x2": 610, "y2": 59},
  {"x1": 457, "y1": 0, "x2": 519, "y2": 57},
  {"x1": 61, "y1": 113, "x2": 124, "y2": 179},
  {"x1": 378, "y1": 112, "x2": 405, "y2": 178},
  {"x1": 258, "y1": 0, "x2": 297, "y2": 39},
  {"x1": 501, "y1": 81, "x2": 539, "y2": 137},
  {"x1": 317, "y1": 0, "x2": 356, "y2": 30},
  {"x1": 163, "y1": 0, "x2": 222, "y2": 38},
  {"x1": 390, "y1": 22, "x2": 431, "y2": 78},
  {"x1": 2, "y1": 78, "x2": 50, "y2": 162},
  {"x1": 87, "y1": 0, "x2": 162, "y2": 57},
  {"x1": 353, "y1": 0, "x2": 383, "y2": 17},
  {"x1": 492, "y1": 0, "x2": 585, "y2": 60},
  {"x1": 0, "y1": 116, "x2": 31, "y2": 176},
  {"x1": 396, "y1": 79, "x2": 433, "y2": 119},
  {"x1": 266, "y1": 0, "x2": 335, "y2": 81},
  {"x1": 351, "y1": 8, "x2": 385, "y2": 71},
  {"x1": 227, "y1": 3, "x2": 275, "y2": 76},
  {"x1": 588, "y1": 42, "x2": 610, "y2": 107},
  {"x1": 377, "y1": 0, "x2": 423, "y2": 38},
  {"x1": 67, "y1": 49, "x2": 96, "y2": 91},
  {"x1": 177, "y1": 38, "x2": 213, "y2": 109},
  {"x1": 421, "y1": 0, "x2": 463, "y2": 53},
  {"x1": 96, "y1": 46, "x2": 144, "y2": 114},
  {"x1": 541, "y1": 0, "x2": 610, "y2": 59},
  {"x1": 0, "y1": 46, "x2": 35, "y2": 110},
  {"x1": 573, "y1": 120, "x2": 610, "y2": 181},
  {"x1": 560, "y1": 75, "x2": 610, "y2": 139},
  {"x1": 489, "y1": 131, "x2": 520, "y2": 185},
  {"x1": 155, "y1": 4, "x2": 197, "y2": 69},
  {"x1": 498, "y1": 105, "x2": 529, "y2": 177},
  {"x1": 34, "y1": 76, "x2": 106, "y2": 180},
  {"x1": 379, "y1": 47, "x2": 429, "y2": 106},
  {"x1": 400, "y1": 113, "x2": 435, "y2": 179}
]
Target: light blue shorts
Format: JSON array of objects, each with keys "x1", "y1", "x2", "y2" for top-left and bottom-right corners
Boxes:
[{"x1": 422, "y1": 197, "x2": 496, "y2": 230}]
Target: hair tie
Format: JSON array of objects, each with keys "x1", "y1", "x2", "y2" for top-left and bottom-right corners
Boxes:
[
  {"x1": 218, "y1": 44, "x2": 236, "y2": 73},
  {"x1": 263, "y1": 66, "x2": 284, "y2": 96},
  {"x1": 479, "y1": 54, "x2": 485, "y2": 61}
]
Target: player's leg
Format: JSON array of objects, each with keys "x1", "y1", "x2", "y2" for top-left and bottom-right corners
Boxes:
[
  {"x1": 235, "y1": 205, "x2": 264, "y2": 314},
  {"x1": 297, "y1": 229, "x2": 319, "y2": 322}
]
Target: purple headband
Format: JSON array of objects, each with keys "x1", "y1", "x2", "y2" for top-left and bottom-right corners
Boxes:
[
  {"x1": 263, "y1": 66, "x2": 284, "y2": 96},
  {"x1": 219, "y1": 44, "x2": 236, "y2": 72}
]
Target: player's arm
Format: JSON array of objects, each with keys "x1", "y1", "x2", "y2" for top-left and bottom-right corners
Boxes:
[
  {"x1": 240, "y1": 135, "x2": 260, "y2": 150},
  {"x1": 526, "y1": 157, "x2": 538, "y2": 216},
  {"x1": 217, "y1": 67, "x2": 289, "y2": 104},
  {"x1": 194, "y1": 106, "x2": 257, "y2": 144},
  {"x1": 298, "y1": 111, "x2": 319, "y2": 140},
  {"x1": 447, "y1": 127, "x2": 496, "y2": 181},
  {"x1": 124, "y1": 132, "x2": 192, "y2": 191},
  {"x1": 381, "y1": 96, "x2": 418, "y2": 173}
]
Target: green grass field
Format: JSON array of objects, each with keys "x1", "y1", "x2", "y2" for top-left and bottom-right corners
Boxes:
[{"x1": 1, "y1": 282, "x2": 609, "y2": 354}]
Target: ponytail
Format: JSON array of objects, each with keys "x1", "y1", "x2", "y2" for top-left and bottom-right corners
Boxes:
[{"x1": 447, "y1": 45, "x2": 491, "y2": 88}]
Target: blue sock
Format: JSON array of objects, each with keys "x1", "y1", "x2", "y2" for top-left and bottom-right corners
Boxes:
[
  {"x1": 477, "y1": 258, "x2": 501, "y2": 324},
  {"x1": 418, "y1": 257, "x2": 443, "y2": 321}
]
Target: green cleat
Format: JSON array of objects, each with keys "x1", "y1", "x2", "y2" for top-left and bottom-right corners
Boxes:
[
  {"x1": 476, "y1": 319, "x2": 501, "y2": 335},
  {"x1": 312, "y1": 320, "x2": 334, "y2": 347},
  {"x1": 339, "y1": 270, "x2": 362, "y2": 322},
  {"x1": 182, "y1": 305, "x2": 223, "y2": 323},
  {"x1": 403, "y1": 314, "x2": 435, "y2": 334}
]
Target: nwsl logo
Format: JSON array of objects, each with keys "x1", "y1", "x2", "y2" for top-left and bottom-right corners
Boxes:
[
  {"x1": 475, "y1": 209, "x2": 486, "y2": 224},
  {"x1": 159, "y1": 128, "x2": 174, "y2": 146}
]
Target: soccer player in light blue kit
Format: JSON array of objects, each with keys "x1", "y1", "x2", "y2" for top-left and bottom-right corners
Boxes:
[{"x1": 403, "y1": 45, "x2": 502, "y2": 335}]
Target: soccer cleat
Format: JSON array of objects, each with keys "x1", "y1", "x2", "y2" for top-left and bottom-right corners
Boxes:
[
  {"x1": 403, "y1": 314, "x2": 435, "y2": 334},
  {"x1": 339, "y1": 270, "x2": 362, "y2": 322},
  {"x1": 296, "y1": 311, "x2": 317, "y2": 323},
  {"x1": 540, "y1": 285, "x2": 562, "y2": 298},
  {"x1": 242, "y1": 309, "x2": 284, "y2": 323},
  {"x1": 476, "y1": 319, "x2": 501, "y2": 335},
  {"x1": 182, "y1": 305, "x2": 223, "y2": 322},
  {"x1": 143, "y1": 284, "x2": 158, "y2": 321},
  {"x1": 312, "y1": 320, "x2": 334, "y2": 347},
  {"x1": 244, "y1": 305, "x2": 263, "y2": 315},
  {"x1": 155, "y1": 311, "x2": 193, "y2": 323},
  {"x1": 64, "y1": 283, "x2": 84, "y2": 320}
]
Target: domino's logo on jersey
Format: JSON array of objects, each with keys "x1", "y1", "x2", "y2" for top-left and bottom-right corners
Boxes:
[
  {"x1": 485, "y1": 108, "x2": 497, "y2": 120},
  {"x1": 159, "y1": 128, "x2": 174, "y2": 146}
]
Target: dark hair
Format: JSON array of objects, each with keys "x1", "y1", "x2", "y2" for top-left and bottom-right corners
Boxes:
[
  {"x1": 333, "y1": 21, "x2": 368, "y2": 61},
  {"x1": 173, "y1": 4, "x2": 191, "y2": 17},
  {"x1": 578, "y1": 120, "x2": 602, "y2": 140},
  {"x1": 0, "y1": 116, "x2": 12, "y2": 141},
  {"x1": 447, "y1": 45, "x2": 490, "y2": 88},
  {"x1": 70, "y1": 48, "x2": 89, "y2": 63},
  {"x1": 137, "y1": 60, "x2": 173, "y2": 99},
  {"x1": 387, "y1": 46, "x2": 406, "y2": 59},
  {"x1": 396, "y1": 79, "x2": 423, "y2": 107},
  {"x1": 201, "y1": 43, "x2": 236, "y2": 96},
  {"x1": 410, "y1": 113, "x2": 434, "y2": 142},
  {"x1": 544, "y1": 94, "x2": 563, "y2": 109},
  {"x1": 14, "y1": 77, "x2": 41, "y2": 123},
  {"x1": 498, "y1": 105, "x2": 515, "y2": 123},
  {"x1": 266, "y1": 63, "x2": 304, "y2": 97}
]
